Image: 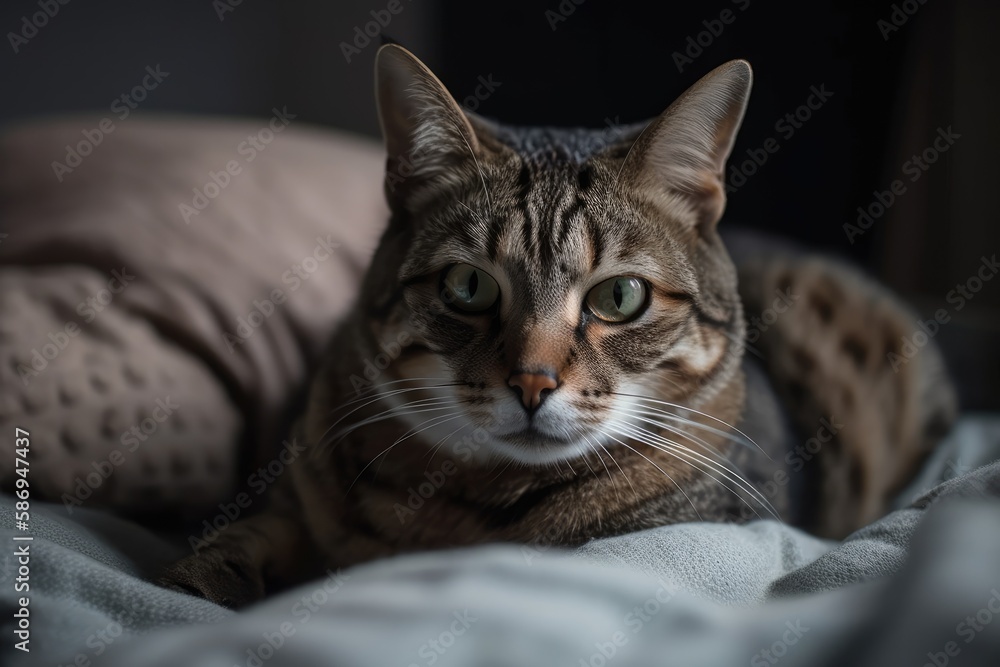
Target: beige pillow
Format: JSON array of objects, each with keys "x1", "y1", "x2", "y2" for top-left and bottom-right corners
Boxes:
[{"x1": 0, "y1": 115, "x2": 388, "y2": 515}]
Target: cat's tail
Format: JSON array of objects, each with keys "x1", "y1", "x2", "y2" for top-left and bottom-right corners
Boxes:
[{"x1": 733, "y1": 242, "x2": 957, "y2": 538}]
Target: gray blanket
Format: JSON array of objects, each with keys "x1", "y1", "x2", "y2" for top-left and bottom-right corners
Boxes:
[{"x1": 3, "y1": 417, "x2": 1000, "y2": 666}]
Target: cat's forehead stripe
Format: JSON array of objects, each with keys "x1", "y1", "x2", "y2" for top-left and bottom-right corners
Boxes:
[
  {"x1": 555, "y1": 195, "x2": 584, "y2": 251},
  {"x1": 586, "y1": 215, "x2": 606, "y2": 271},
  {"x1": 483, "y1": 156, "x2": 611, "y2": 276}
]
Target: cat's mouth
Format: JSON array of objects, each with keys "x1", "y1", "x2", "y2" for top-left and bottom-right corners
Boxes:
[
  {"x1": 491, "y1": 426, "x2": 591, "y2": 465},
  {"x1": 498, "y1": 428, "x2": 572, "y2": 446}
]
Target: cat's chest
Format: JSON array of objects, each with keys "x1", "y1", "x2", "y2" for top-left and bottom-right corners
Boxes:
[{"x1": 340, "y1": 428, "x2": 720, "y2": 551}]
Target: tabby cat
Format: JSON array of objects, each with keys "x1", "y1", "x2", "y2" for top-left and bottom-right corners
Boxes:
[{"x1": 161, "y1": 45, "x2": 956, "y2": 607}]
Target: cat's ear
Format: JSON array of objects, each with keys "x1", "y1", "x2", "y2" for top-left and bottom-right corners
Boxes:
[
  {"x1": 375, "y1": 44, "x2": 480, "y2": 210},
  {"x1": 618, "y1": 60, "x2": 752, "y2": 232}
]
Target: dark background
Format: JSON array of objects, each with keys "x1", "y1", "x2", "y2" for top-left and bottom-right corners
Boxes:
[{"x1": 2, "y1": 0, "x2": 997, "y2": 408}]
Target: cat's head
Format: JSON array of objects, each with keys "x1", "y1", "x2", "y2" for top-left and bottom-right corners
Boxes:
[{"x1": 364, "y1": 45, "x2": 750, "y2": 465}]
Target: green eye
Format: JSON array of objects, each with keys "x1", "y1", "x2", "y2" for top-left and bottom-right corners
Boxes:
[
  {"x1": 586, "y1": 276, "x2": 648, "y2": 323},
  {"x1": 442, "y1": 264, "x2": 500, "y2": 312}
]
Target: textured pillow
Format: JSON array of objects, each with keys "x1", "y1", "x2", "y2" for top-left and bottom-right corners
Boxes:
[{"x1": 0, "y1": 115, "x2": 388, "y2": 515}]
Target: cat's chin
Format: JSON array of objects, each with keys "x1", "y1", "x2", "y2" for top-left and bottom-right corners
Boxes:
[{"x1": 489, "y1": 431, "x2": 592, "y2": 466}]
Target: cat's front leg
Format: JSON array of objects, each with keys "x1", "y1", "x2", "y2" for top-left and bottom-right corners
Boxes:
[{"x1": 158, "y1": 510, "x2": 319, "y2": 609}]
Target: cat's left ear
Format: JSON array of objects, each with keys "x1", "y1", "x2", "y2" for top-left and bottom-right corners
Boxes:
[
  {"x1": 617, "y1": 60, "x2": 752, "y2": 232},
  {"x1": 375, "y1": 44, "x2": 482, "y2": 211}
]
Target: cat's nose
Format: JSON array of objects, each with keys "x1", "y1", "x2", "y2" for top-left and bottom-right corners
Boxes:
[{"x1": 508, "y1": 371, "x2": 558, "y2": 413}]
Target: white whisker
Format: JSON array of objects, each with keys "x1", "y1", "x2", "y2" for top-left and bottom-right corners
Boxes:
[
  {"x1": 596, "y1": 428, "x2": 704, "y2": 522},
  {"x1": 373, "y1": 413, "x2": 467, "y2": 478},
  {"x1": 316, "y1": 383, "x2": 459, "y2": 450},
  {"x1": 614, "y1": 392, "x2": 771, "y2": 460},
  {"x1": 423, "y1": 420, "x2": 473, "y2": 471},
  {"x1": 345, "y1": 411, "x2": 464, "y2": 496},
  {"x1": 328, "y1": 382, "x2": 459, "y2": 417},
  {"x1": 611, "y1": 411, "x2": 774, "y2": 517},
  {"x1": 612, "y1": 420, "x2": 778, "y2": 520},
  {"x1": 634, "y1": 406, "x2": 753, "y2": 452},
  {"x1": 320, "y1": 399, "x2": 462, "y2": 453},
  {"x1": 578, "y1": 448, "x2": 602, "y2": 486},
  {"x1": 486, "y1": 457, "x2": 517, "y2": 484},
  {"x1": 593, "y1": 438, "x2": 639, "y2": 504},
  {"x1": 582, "y1": 434, "x2": 620, "y2": 503},
  {"x1": 614, "y1": 406, "x2": 729, "y2": 458}
]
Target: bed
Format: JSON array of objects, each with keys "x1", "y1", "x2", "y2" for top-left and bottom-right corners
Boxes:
[{"x1": 1, "y1": 116, "x2": 998, "y2": 667}]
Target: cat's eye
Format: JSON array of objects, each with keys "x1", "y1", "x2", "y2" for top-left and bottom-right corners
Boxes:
[
  {"x1": 441, "y1": 264, "x2": 500, "y2": 313},
  {"x1": 586, "y1": 276, "x2": 648, "y2": 323}
]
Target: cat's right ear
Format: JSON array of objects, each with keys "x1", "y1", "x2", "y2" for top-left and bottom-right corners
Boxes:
[{"x1": 375, "y1": 44, "x2": 480, "y2": 211}]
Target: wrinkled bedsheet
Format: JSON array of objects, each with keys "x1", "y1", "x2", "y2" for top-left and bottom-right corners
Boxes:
[{"x1": 2, "y1": 417, "x2": 1000, "y2": 667}]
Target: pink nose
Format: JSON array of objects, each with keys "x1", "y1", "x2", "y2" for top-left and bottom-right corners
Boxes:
[{"x1": 508, "y1": 372, "x2": 558, "y2": 412}]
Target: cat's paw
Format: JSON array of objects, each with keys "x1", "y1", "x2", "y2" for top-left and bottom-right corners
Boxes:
[{"x1": 158, "y1": 549, "x2": 265, "y2": 609}]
